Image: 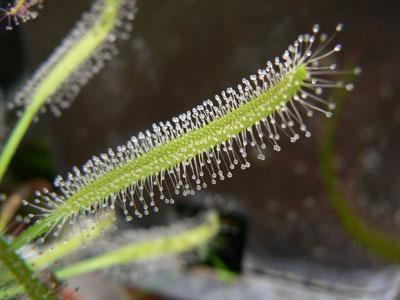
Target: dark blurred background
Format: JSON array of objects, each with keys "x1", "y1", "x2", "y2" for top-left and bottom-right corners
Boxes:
[{"x1": 1, "y1": 0, "x2": 400, "y2": 280}]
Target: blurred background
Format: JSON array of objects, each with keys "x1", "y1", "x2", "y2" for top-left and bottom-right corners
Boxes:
[{"x1": 1, "y1": 0, "x2": 400, "y2": 299}]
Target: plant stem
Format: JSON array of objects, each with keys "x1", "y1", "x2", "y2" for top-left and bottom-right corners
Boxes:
[
  {"x1": 29, "y1": 213, "x2": 114, "y2": 270},
  {"x1": 0, "y1": 0, "x2": 122, "y2": 183},
  {"x1": 55, "y1": 212, "x2": 219, "y2": 280},
  {"x1": 319, "y1": 86, "x2": 400, "y2": 262},
  {"x1": 0, "y1": 100, "x2": 39, "y2": 183}
]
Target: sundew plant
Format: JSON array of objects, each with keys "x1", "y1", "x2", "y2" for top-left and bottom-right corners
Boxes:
[
  {"x1": 0, "y1": 0, "x2": 42, "y2": 30},
  {"x1": 0, "y1": 0, "x2": 362, "y2": 299}
]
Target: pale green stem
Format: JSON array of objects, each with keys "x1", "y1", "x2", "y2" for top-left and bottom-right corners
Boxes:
[
  {"x1": 0, "y1": 104, "x2": 38, "y2": 184},
  {"x1": 55, "y1": 212, "x2": 219, "y2": 280},
  {"x1": 2, "y1": 213, "x2": 217, "y2": 298},
  {"x1": 0, "y1": 0, "x2": 121, "y2": 183},
  {"x1": 29, "y1": 213, "x2": 114, "y2": 270},
  {"x1": 320, "y1": 86, "x2": 400, "y2": 262}
]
